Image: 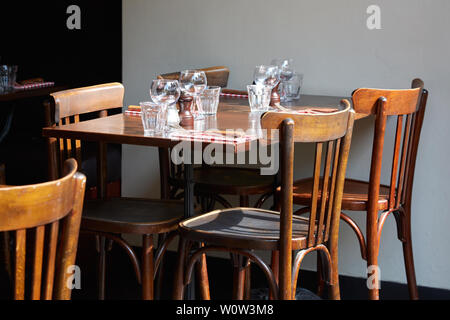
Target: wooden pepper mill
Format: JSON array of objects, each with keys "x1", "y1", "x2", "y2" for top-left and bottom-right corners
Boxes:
[
  {"x1": 178, "y1": 93, "x2": 194, "y2": 128},
  {"x1": 270, "y1": 82, "x2": 281, "y2": 107}
]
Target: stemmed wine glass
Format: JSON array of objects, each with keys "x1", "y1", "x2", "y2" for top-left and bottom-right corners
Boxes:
[
  {"x1": 150, "y1": 79, "x2": 181, "y2": 132},
  {"x1": 271, "y1": 59, "x2": 294, "y2": 101},
  {"x1": 253, "y1": 65, "x2": 280, "y2": 89},
  {"x1": 179, "y1": 70, "x2": 208, "y2": 120}
]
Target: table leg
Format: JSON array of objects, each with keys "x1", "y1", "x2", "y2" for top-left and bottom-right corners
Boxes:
[{"x1": 184, "y1": 163, "x2": 195, "y2": 299}]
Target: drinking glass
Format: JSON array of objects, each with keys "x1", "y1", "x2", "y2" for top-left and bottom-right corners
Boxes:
[
  {"x1": 0, "y1": 65, "x2": 17, "y2": 92},
  {"x1": 179, "y1": 70, "x2": 208, "y2": 120},
  {"x1": 150, "y1": 79, "x2": 181, "y2": 131},
  {"x1": 198, "y1": 86, "x2": 221, "y2": 115},
  {"x1": 284, "y1": 72, "x2": 303, "y2": 101},
  {"x1": 140, "y1": 101, "x2": 165, "y2": 135},
  {"x1": 247, "y1": 85, "x2": 272, "y2": 113},
  {"x1": 253, "y1": 65, "x2": 280, "y2": 89},
  {"x1": 271, "y1": 59, "x2": 294, "y2": 101}
]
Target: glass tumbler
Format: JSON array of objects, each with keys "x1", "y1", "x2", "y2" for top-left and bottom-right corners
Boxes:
[
  {"x1": 247, "y1": 85, "x2": 272, "y2": 113},
  {"x1": 140, "y1": 101, "x2": 166, "y2": 135},
  {"x1": 198, "y1": 86, "x2": 221, "y2": 115},
  {"x1": 284, "y1": 73, "x2": 303, "y2": 101}
]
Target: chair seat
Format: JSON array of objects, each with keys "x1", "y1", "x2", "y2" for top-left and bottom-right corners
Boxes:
[
  {"x1": 288, "y1": 178, "x2": 391, "y2": 211},
  {"x1": 193, "y1": 167, "x2": 275, "y2": 195},
  {"x1": 179, "y1": 208, "x2": 311, "y2": 250},
  {"x1": 81, "y1": 198, "x2": 184, "y2": 234}
]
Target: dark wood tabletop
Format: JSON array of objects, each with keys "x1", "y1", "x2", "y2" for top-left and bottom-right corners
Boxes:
[
  {"x1": 42, "y1": 94, "x2": 364, "y2": 150},
  {"x1": 0, "y1": 85, "x2": 68, "y2": 103}
]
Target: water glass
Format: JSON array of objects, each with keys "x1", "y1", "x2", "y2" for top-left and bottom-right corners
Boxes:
[
  {"x1": 198, "y1": 86, "x2": 221, "y2": 115},
  {"x1": 284, "y1": 73, "x2": 303, "y2": 101},
  {"x1": 253, "y1": 65, "x2": 280, "y2": 89},
  {"x1": 179, "y1": 70, "x2": 208, "y2": 119},
  {"x1": 140, "y1": 101, "x2": 166, "y2": 135},
  {"x1": 247, "y1": 85, "x2": 272, "y2": 113},
  {"x1": 0, "y1": 65, "x2": 17, "y2": 92}
]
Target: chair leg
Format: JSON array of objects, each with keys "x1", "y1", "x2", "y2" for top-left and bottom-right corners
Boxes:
[
  {"x1": 399, "y1": 208, "x2": 419, "y2": 300},
  {"x1": 196, "y1": 243, "x2": 211, "y2": 300},
  {"x1": 97, "y1": 236, "x2": 107, "y2": 300},
  {"x1": 155, "y1": 233, "x2": 166, "y2": 299},
  {"x1": 244, "y1": 260, "x2": 251, "y2": 300},
  {"x1": 366, "y1": 234, "x2": 380, "y2": 300},
  {"x1": 316, "y1": 252, "x2": 326, "y2": 297},
  {"x1": 142, "y1": 234, "x2": 154, "y2": 300},
  {"x1": 269, "y1": 250, "x2": 279, "y2": 300},
  {"x1": 173, "y1": 238, "x2": 188, "y2": 300},
  {"x1": 232, "y1": 255, "x2": 246, "y2": 300},
  {"x1": 238, "y1": 195, "x2": 252, "y2": 299}
]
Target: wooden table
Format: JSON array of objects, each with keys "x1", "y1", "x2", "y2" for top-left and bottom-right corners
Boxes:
[
  {"x1": 42, "y1": 93, "x2": 361, "y2": 299},
  {"x1": 0, "y1": 85, "x2": 68, "y2": 103},
  {"x1": 43, "y1": 94, "x2": 362, "y2": 219}
]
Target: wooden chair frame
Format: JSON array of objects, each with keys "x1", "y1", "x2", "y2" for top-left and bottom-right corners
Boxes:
[
  {"x1": 173, "y1": 101, "x2": 355, "y2": 300},
  {"x1": 0, "y1": 158, "x2": 86, "y2": 300}
]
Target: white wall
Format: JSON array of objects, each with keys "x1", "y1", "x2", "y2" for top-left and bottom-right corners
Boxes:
[{"x1": 123, "y1": 0, "x2": 450, "y2": 290}]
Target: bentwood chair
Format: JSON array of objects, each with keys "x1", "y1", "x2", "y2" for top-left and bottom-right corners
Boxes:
[
  {"x1": 159, "y1": 66, "x2": 277, "y2": 298},
  {"x1": 290, "y1": 79, "x2": 426, "y2": 300},
  {"x1": 173, "y1": 101, "x2": 355, "y2": 300},
  {"x1": 0, "y1": 158, "x2": 86, "y2": 300},
  {"x1": 45, "y1": 83, "x2": 184, "y2": 300}
]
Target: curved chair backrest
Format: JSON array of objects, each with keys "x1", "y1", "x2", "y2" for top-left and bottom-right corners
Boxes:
[
  {"x1": 351, "y1": 79, "x2": 426, "y2": 214},
  {"x1": 0, "y1": 159, "x2": 86, "y2": 300},
  {"x1": 261, "y1": 100, "x2": 355, "y2": 299},
  {"x1": 158, "y1": 66, "x2": 230, "y2": 88},
  {"x1": 51, "y1": 83, "x2": 124, "y2": 122}
]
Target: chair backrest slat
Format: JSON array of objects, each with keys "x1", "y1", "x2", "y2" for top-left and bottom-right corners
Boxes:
[
  {"x1": 389, "y1": 115, "x2": 404, "y2": 208},
  {"x1": 43, "y1": 221, "x2": 59, "y2": 300},
  {"x1": 396, "y1": 114, "x2": 412, "y2": 208},
  {"x1": 261, "y1": 100, "x2": 355, "y2": 299},
  {"x1": 316, "y1": 140, "x2": 334, "y2": 245},
  {"x1": 31, "y1": 225, "x2": 45, "y2": 300},
  {"x1": 307, "y1": 143, "x2": 323, "y2": 247},
  {"x1": 0, "y1": 159, "x2": 86, "y2": 300},
  {"x1": 324, "y1": 138, "x2": 341, "y2": 241},
  {"x1": 14, "y1": 229, "x2": 26, "y2": 300}
]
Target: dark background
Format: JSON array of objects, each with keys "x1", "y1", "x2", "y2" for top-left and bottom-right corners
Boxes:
[
  {"x1": 0, "y1": 0, "x2": 122, "y2": 86},
  {"x1": 0, "y1": 1, "x2": 123, "y2": 185}
]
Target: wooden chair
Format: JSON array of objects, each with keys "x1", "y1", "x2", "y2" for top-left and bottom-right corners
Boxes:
[
  {"x1": 45, "y1": 83, "x2": 184, "y2": 300},
  {"x1": 0, "y1": 158, "x2": 86, "y2": 300},
  {"x1": 159, "y1": 66, "x2": 277, "y2": 298},
  {"x1": 290, "y1": 79, "x2": 426, "y2": 299},
  {"x1": 173, "y1": 101, "x2": 355, "y2": 300}
]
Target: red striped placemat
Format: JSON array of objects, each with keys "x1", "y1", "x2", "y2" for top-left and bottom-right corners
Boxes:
[
  {"x1": 13, "y1": 82, "x2": 55, "y2": 90},
  {"x1": 220, "y1": 92, "x2": 248, "y2": 99},
  {"x1": 170, "y1": 130, "x2": 256, "y2": 145},
  {"x1": 124, "y1": 110, "x2": 141, "y2": 117}
]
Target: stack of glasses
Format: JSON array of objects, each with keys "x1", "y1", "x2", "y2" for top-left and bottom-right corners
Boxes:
[{"x1": 247, "y1": 59, "x2": 303, "y2": 113}]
